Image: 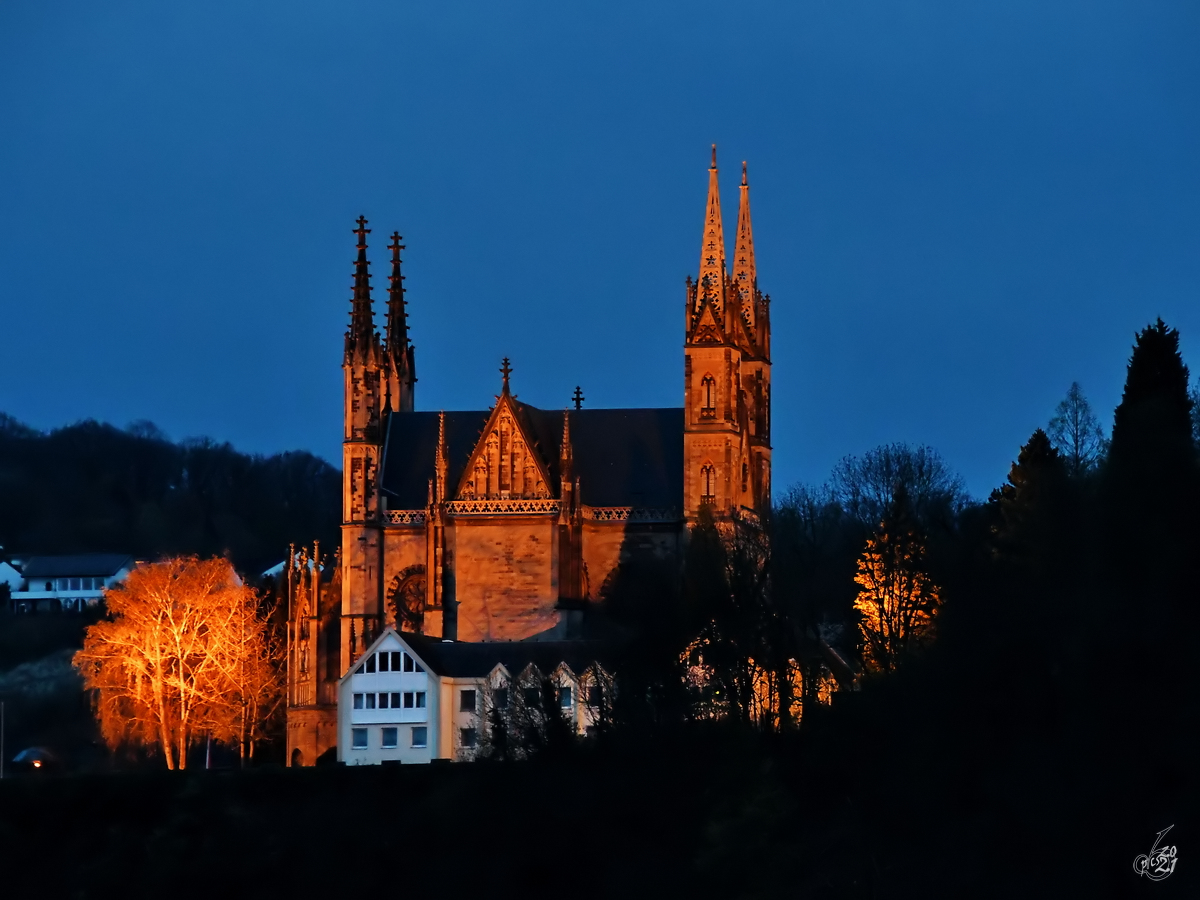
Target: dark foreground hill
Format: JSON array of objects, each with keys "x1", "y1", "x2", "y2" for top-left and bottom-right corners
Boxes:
[
  {"x1": 0, "y1": 414, "x2": 339, "y2": 574},
  {"x1": 0, "y1": 715, "x2": 1193, "y2": 899}
]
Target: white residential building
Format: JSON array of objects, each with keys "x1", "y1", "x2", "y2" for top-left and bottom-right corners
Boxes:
[
  {"x1": 336, "y1": 628, "x2": 612, "y2": 766},
  {"x1": 8, "y1": 554, "x2": 135, "y2": 613}
]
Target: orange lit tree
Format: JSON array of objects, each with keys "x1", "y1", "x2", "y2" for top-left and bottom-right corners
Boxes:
[
  {"x1": 853, "y1": 488, "x2": 941, "y2": 674},
  {"x1": 73, "y1": 556, "x2": 282, "y2": 769}
]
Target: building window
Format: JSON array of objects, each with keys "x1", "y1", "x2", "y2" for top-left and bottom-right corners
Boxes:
[
  {"x1": 364, "y1": 653, "x2": 376, "y2": 674},
  {"x1": 494, "y1": 687, "x2": 510, "y2": 709},
  {"x1": 390, "y1": 651, "x2": 402, "y2": 671},
  {"x1": 381, "y1": 727, "x2": 398, "y2": 749},
  {"x1": 402, "y1": 653, "x2": 415, "y2": 672},
  {"x1": 415, "y1": 691, "x2": 426, "y2": 709},
  {"x1": 365, "y1": 693, "x2": 377, "y2": 709},
  {"x1": 587, "y1": 685, "x2": 602, "y2": 707},
  {"x1": 378, "y1": 693, "x2": 390, "y2": 709},
  {"x1": 411, "y1": 726, "x2": 428, "y2": 748},
  {"x1": 460, "y1": 727, "x2": 478, "y2": 749},
  {"x1": 558, "y1": 686, "x2": 572, "y2": 709},
  {"x1": 701, "y1": 463, "x2": 716, "y2": 506},
  {"x1": 377, "y1": 651, "x2": 390, "y2": 672},
  {"x1": 403, "y1": 692, "x2": 414, "y2": 708},
  {"x1": 70, "y1": 577, "x2": 81, "y2": 591},
  {"x1": 701, "y1": 375, "x2": 717, "y2": 419},
  {"x1": 353, "y1": 693, "x2": 364, "y2": 709},
  {"x1": 523, "y1": 687, "x2": 541, "y2": 708},
  {"x1": 351, "y1": 728, "x2": 368, "y2": 750},
  {"x1": 460, "y1": 689, "x2": 477, "y2": 712},
  {"x1": 390, "y1": 692, "x2": 401, "y2": 708}
]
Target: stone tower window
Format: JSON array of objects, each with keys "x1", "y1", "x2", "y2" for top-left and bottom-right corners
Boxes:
[
  {"x1": 701, "y1": 375, "x2": 717, "y2": 419},
  {"x1": 701, "y1": 463, "x2": 716, "y2": 506}
]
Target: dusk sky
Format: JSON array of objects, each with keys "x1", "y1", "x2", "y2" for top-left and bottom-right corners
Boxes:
[{"x1": 2, "y1": 0, "x2": 1197, "y2": 500}]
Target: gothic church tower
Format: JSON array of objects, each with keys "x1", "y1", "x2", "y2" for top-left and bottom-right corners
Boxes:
[
  {"x1": 341, "y1": 217, "x2": 414, "y2": 673},
  {"x1": 684, "y1": 147, "x2": 772, "y2": 519}
]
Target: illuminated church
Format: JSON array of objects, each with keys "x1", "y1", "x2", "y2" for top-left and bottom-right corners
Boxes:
[{"x1": 286, "y1": 148, "x2": 773, "y2": 764}]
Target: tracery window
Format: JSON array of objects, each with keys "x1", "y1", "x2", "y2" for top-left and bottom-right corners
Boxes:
[
  {"x1": 701, "y1": 375, "x2": 717, "y2": 419},
  {"x1": 701, "y1": 463, "x2": 716, "y2": 506}
]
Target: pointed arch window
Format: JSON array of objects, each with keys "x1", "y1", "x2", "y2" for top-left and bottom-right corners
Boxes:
[
  {"x1": 700, "y1": 375, "x2": 717, "y2": 420},
  {"x1": 701, "y1": 463, "x2": 716, "y2": 506}
]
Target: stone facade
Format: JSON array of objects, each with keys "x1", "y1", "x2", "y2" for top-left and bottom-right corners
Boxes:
[{"x1": 286, "y1": 148, "x2": 773, "y2": 765}]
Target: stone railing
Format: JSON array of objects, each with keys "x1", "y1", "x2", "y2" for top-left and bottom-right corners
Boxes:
[
  {"x1": 583, "y1": 506, "x2": 682, "y2": 523},
  {"x1": 446, "y1": 498, "x2": 561, "y2": 516},
  {"x1": 384, "y1": 510, "x2": 427, "y2": 525}
]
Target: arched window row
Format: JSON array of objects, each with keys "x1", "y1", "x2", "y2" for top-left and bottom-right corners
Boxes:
[{"x1": 700, "y1": 463, "x2": 716, "y2": 506}]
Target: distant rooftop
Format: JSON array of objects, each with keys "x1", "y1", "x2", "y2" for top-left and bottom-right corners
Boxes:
[{"x1": 20, "y1": 554, "x2": 135, "y2": 578}]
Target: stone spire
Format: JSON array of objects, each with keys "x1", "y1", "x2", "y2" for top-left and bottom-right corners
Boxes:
[
  {"x1": 560, "y1": 409, "x2": 573, "y2": 484},
  {"x1": 435, "y1": 410, "x2": 448, "y2": 502},
  {"x1": 697, "y1": 145, "x2": 727, "y2": 314},
  {"x1": 385, "y1": 232, "x2": 410, "y2": 362},
  {"x1": 345, "y1": 216, "x2": 377, "y2": 362},
  {"x1": 732, "y1": 161, "x2": 757, "y2": 328}
]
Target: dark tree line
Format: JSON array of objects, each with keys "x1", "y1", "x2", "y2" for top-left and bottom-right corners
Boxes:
[{"x1": 0, "y1": 416, "x2": 340, "y2": 574}]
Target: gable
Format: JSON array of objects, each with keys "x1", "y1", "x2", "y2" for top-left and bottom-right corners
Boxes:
[
  {"x1": 454, "y1": 393, "x2": 554, "y2": 500},
  {"x1": 688, "y1": 300, "x2": 725, "y2": 345}
]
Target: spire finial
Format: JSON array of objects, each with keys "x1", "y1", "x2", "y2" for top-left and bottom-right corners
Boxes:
[
  {"x1": 500, "y1": 357, "x2": 512, "y2": 393},
  {"x1": 711, "y1": 143, "x2": 717, "y2": 168},
  {"x1": 572, "y1": 386, "x2": 584, "y2": 410},
  {"x1": 354, "y1": 216, "x2": 370, "y2": 249},
  {"x1": 742, "y1": 161, "x2": 747, "y2": 186}
]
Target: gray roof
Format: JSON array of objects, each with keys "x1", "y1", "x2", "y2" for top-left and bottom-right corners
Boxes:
[
  {"x1": 20, "y1": 554, "x2": 134, "y2": 578},
  {"x1": 399, "y1": 632, "x2": 614, "y2": 679},
  {"x1": 379, "y1": 404, "x2": 684, "y2": 509}
]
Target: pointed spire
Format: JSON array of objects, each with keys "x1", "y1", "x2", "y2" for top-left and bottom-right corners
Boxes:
[
  {"x1": 435, "y1": 411, "x2": 448, "y2": 502},
  {"x1": 733, "y1": 161, "x2": 757, "y2": 328},
  {"x1": 560, "y1": 409, "x2": 574, "y2": 493},
  {"x1": 500, "y1": 357, "x2": 512, "y2": 395},
  {"x1": 697, "y1": 144, "x2": 726, "y2": 313},
  {"x1": 385, "y1": 231, "x2": 410, "y2": 360},
  {"x1": 345, "y1": 216, "x2": 376, "y2": 360}
]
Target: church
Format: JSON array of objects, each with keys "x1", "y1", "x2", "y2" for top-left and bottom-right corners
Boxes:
[{"x1": 286, "y1": 147, "x2": 774, "y2": 764}]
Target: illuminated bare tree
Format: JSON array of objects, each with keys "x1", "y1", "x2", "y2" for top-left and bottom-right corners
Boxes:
[
  {"x1": 853, "y1": 489, "x2": 941, "y2": 674},
  {"x1": 74, "y1": 556, "x2": 282, "y2": 769}
]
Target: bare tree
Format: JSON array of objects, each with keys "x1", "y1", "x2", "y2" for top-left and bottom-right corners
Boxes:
[
  {"x1": 831, "y1": 444, "x2": 967, "y2": 532},
  {"x1": 853, "y1": 489, "x2": 941, "y2": 674},
  {"x1": 1047, "y1": 382, "x2": 1107, "y2": 477},
  {"x1": 74, "y1": 556, "x2": 282, "y2": 769}
]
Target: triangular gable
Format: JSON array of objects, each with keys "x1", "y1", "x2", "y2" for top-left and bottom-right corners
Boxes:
[
  {"x1": 688, "y1": 299, "x2": 725, "y2": 345},
  {"x1": 454, "y1": 392, "x2": 555, "y2": 500},
  {"x1": 338, "y1": 627, "x2": 435, "y2": 684}
]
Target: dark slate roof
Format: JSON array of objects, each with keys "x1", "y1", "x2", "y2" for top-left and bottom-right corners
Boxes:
[
  {"x1": 20, "y1": 554, "x2": 134, "y2": 578},
  {"x1": 379, "y1": 404, "x2": 683, "y2": 509},
  {"x1": 400, "y1": 632, "x2": 614, "y2": 679}
]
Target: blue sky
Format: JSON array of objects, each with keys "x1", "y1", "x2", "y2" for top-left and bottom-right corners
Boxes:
[{"x1": 1, "y1": 0, "x2": 1197, "y2": 499}]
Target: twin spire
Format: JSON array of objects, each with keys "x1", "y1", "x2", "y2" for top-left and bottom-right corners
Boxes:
[
  {"x1": 690, "y1": 146, "x2": 762, "y2": 345},
  {"x1": 344, "y1": 216, "x2": 414, "y2": 373}
]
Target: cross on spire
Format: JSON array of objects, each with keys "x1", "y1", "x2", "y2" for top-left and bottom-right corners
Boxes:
[
  {"x1": 572, "y1": 386, "x2": 585, "y2": 409},
  {"x1": 354, "y1": 216, "x2": 371, "y2": 249},
  {"x1": 500, "y1": 357, "x2": 512, "y2": 393}
]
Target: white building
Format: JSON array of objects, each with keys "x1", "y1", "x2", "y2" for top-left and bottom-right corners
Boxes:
[
  {"x1": 336, "y1": 628, "x2": 612, "y2": 766},
  {"x1": 8, "y1": 554, "x2": 135, "y2": 613}
]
